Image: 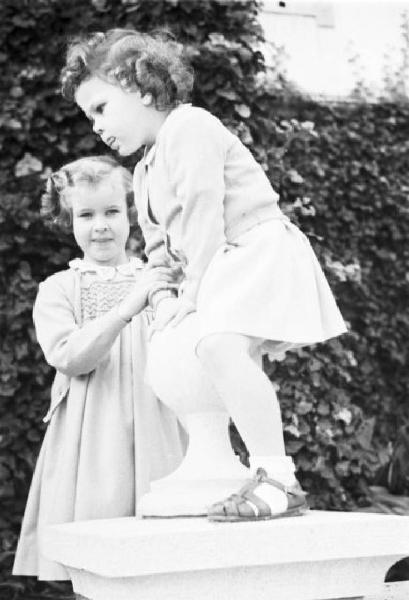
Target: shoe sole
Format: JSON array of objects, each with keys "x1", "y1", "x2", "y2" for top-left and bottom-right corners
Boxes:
[{"x1": 208, "y1": 504, "x2": 309, "y2": 523}]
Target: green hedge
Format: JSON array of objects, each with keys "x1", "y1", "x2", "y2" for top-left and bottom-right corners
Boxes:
[
  {"x1": 257, "y1": 98, "x2": 409, "y2": 504},
  {"x1": 1, "y1": 1, "x2": 409, "y2": 598}
]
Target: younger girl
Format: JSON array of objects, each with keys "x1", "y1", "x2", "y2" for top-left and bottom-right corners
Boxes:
[
  {"x1": 13, "y1": 155, "x2": 184, "y2": 580},
  {"x1": 62, "y1": 30, "x2": 347, "y2": 521}
]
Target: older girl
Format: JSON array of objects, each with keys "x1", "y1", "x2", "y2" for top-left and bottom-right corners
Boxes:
[
  {"x1": 13, "y1": 155, "x2": 184, "y2": 580},
  {"x1": 62, "y1": 30, "x2": 347, "y2": 522}
]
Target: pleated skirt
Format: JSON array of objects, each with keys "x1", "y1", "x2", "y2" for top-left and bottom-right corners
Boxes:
[{"x1": 195, "y1": 217, "x2": 347, "y2": 355}]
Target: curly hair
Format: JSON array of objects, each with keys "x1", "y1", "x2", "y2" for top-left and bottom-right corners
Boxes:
[
  {"x1": 61, "y1": 28, "x2": 194, "y2": 110},
  {"x1": 41, "y1": 155, "x2": 137, "y2": 232}
]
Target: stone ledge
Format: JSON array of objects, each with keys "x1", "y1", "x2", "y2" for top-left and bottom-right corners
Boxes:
[{"x1": 42, "y1": 511, "x2": 409, "y2": 600}]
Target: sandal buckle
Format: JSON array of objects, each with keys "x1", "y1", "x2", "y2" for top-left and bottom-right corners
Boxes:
[{"x1": 255, "y1": 467, "x2": 268, "y2": 482}]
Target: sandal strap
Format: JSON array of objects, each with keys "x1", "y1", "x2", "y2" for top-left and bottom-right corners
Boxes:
[
  {"x1": 235, "y1": 470, "x2": 284, "y2": 497},
  {"x1": 255, "y1": 468, "x2": 307, "y2": 498},
  {"x1": 209, "y1": 468, "x2": 308, "y2": 520},
  {"x1": 242, "y1": 489, "x2": 272, "y2": 518},
  {"x1": 213, "y1": 492, "x2": 260, "y2": 519}
]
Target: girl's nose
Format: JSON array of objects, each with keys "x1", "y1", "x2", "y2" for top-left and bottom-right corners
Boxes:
[
  {"x1": 93, "y1": 117, "x2": 103, "y2": 135},
  {"x1": 94, "y1": 217, "x2": 109, "y2": 231}
]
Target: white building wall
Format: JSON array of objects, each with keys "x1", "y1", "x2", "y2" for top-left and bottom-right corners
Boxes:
[{"x1": 259, "y1": 0, "x2": 409, "y2": 98}]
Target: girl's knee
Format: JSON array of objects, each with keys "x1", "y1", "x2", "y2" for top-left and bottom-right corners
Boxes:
[
  {"x1": 196, "y1": 333, "x2": 252, "y2": 370},
  {"x1": 196, "y1": 333, "x2": 222, "y2": 363}
]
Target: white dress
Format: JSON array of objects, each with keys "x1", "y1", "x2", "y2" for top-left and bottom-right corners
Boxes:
[
  {"x1": 195, "y1": 215, "x2": 347, "y2": 356},
  {"x1": 13, "y1": 258, "x2": 186, "y2": 581},
  {"x1": 133, "y1": 105, "x2": 347, "y2": 357}
]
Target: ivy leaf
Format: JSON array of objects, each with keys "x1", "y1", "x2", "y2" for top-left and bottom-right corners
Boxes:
[
  {"x1": 14, "y1": 153, "x2": 43, "y2": 177},
  {"x1": 235, "y1": 104, "x2": 251, "y2": 119}
]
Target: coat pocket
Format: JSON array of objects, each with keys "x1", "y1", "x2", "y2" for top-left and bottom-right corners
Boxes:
[
  {"x1": 43, "y1": 373, "x2": 70, "y2": 423},
  {"x1": 223, "y1": 241, "x2": 241, "y2": 254}
]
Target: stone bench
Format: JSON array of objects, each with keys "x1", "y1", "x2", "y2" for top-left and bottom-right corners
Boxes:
[{"x1": 42, "y1": 510, "x2": 409, "y2": 600}]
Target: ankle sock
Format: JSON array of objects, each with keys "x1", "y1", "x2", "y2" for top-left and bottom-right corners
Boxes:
[
  {"x1": 249, "y1": 455, "x2": 297, "y2": 513},
  {"x1": 249, "y1": 455, "x2": 297, "y2": 486}
]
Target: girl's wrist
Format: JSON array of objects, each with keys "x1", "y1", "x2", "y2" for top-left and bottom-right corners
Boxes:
[
  {"x1": 148, "y1": 286, "x2": 177, "y2": 310},
  {"x1": 116, "y1": 304, "x2": 132, "y2": 324},
  {"x1": 154, "y1": 290, "x2": 177, "y2": 311}
]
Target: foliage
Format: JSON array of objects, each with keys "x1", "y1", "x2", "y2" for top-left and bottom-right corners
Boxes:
[
  {"x1": 1, "y1": 1, "x2": 409, "y2": 598},
  {"x1": 382, "y1": 10, "x2": 409, "y2": 102},
  {"x1": 257, "y1": 98, "x2": 409, "y2": 508}
]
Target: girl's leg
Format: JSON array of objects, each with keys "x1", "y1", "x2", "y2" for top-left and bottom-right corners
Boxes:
[
  {"x1": 197, "y1": 332, "x2": 306, "y2": 520},
  {"x1": 196, "y1": 332, "x2": 285, "y2": 457}
]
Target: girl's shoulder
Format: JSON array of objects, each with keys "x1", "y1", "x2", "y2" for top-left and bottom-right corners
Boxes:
[
  {"x1": 170, "y1": 104, "x2": 225, "y2": 132},
  {"x1": 37, "y1": 266, "x2": 77, "y2": 297},
  {"x1": 34, "y1": 268, "x2": 77, "y2": 311},
  {"x1": 162, "y1": 104, "x2": 231, "y2": 148},
  {"x1": 40, "y1": 267, "x2": 76, "y2": 288}
]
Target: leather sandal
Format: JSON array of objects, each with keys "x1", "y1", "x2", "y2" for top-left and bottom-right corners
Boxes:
[{"x1": 207, "y1": 467, "x2": 308, "y2": 522}]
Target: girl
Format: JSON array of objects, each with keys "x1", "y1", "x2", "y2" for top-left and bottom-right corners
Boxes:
[
  {"x1": 61, "y1": 30, "x2": 347, "y2": 522},
  {"x1": 13, "y1": 155, "x2": 185, "y2": 580}
]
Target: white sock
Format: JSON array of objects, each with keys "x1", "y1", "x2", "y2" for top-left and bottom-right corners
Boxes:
[
  {"x1": 249, "y1": 455, "x2": 297, "y2": 513},
  {"x1": 250, "y1": 455, "x2": 297, "y2": 486}
]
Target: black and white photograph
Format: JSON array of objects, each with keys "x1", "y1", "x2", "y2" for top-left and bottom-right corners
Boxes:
[{"x1": 1, "y1": 1, "x2": 409, "y2": 599}]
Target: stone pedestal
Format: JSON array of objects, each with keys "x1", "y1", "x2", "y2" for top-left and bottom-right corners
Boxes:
[
  {"x1": 140, "y1": 314, "x2": 251, "y2": 516},
  {"x1": 137, "y1": 411, "x2": 249, "y2": 516},
  {"x1": 42, "y1": 511, "x2": 409, "y2": 600}
]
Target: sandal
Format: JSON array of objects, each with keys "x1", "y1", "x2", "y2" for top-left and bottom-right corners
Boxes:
[{"x1": 207, "y1": 468, "x2": 308, "y2": 522}]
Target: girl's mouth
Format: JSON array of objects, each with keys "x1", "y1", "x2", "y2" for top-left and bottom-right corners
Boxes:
[{"x1": 106, "y1": 136, "x2": 118, "y2": 150}]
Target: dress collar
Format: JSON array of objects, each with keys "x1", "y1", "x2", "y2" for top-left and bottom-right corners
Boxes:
[
  {"x1": 143, "y1": 103, "x2": 192, "y2": 167},
  {"x1": 69, "y1": 256, "x2": 144, "y2": 280}
]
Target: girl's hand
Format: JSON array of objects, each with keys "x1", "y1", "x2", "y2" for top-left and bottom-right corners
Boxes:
[
  {"x1": 149, "y1": 296, "x2": 196, "y2": 337},
  {"x1": 118, "y1": 267, "x2": 176, "y2": 321}
]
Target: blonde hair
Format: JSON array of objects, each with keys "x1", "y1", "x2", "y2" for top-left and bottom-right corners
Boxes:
[
  {"x1": 41, "y1": 155, "x2": 136, "y2": 231},
  {"x1": 61, "y1": 28, "x2": 194, "y2": 110}
]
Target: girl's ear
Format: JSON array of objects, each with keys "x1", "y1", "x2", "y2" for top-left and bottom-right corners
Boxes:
[{"x1": 141, "y1": 93, "x2": 153, "y2": 106}]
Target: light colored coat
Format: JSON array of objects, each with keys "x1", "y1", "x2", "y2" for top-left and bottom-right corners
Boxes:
[
  {"x1": 133, "y1": 104, "x2": 282, "y2": 303},
  {"x1": 13, "y1": 263, "x2": 186, "y2": 580}
]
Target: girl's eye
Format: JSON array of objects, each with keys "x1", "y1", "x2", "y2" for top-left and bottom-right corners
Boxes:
[
  {"x1": 78, "y1": 212, "x2": 92, "y2": 219},
  {"x1": 89, "y1": 103, "x2": 106, "y2": 123},
  {"x1": 106, "y1": 209, "x2": 120, "y2": 216}
]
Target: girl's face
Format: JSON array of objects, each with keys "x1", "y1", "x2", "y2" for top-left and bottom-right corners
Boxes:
[
  {"x1": 70, "y1": 181, "x2": 130, "y2": 266},
  {"x1": 75, "y1": 76, "x2": 162, "y2": 156}
]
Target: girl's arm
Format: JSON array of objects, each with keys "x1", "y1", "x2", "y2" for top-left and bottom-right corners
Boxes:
[
  {"x1": 133, "y1": 161, "x2": 175, "y2": 309},
  {"x1": 34, "y1": 269, "x2": 172, "y2": 377},
  {"x1": 33, "y1": 276, "x2": 126, "y2": 377},
  {"x1": 164, "y1": 110, "x2": 227, "y2": 305}
]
